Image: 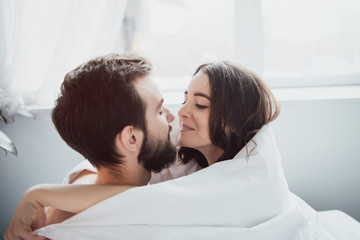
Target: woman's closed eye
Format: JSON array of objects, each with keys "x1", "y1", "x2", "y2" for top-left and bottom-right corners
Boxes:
[
  {"x1": 196, "y1": 104, "x2": 208, "y2": 109},
  {"x1": 182, "y1": 100, "x2": 208, "y2": 109}
]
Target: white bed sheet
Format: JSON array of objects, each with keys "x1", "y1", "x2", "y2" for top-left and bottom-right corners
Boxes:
[{"x1": 35, "y1": 125, "x2": 360, "y2": 239}]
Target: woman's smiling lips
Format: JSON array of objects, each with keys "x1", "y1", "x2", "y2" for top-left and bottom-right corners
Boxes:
[{"x1": 180, "y1": 124, "x2": 194, "y2": 132}]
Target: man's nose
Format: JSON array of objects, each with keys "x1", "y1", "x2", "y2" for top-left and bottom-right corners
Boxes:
[{"x1": 164, "y1": 107, "x2": 174, "y2": 123}]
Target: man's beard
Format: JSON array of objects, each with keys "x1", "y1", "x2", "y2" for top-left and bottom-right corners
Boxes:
[{"x1": 138, "y1": 127, "x2": 177, "y2": 173}]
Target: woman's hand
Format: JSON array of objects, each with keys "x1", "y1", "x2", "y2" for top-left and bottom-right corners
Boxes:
[
  {"x1": 4, "y1": 183, "x2": 135, "y2": 239},
  {"x1": 4, "y1": 187, "x2": 47, "y2": 240}
]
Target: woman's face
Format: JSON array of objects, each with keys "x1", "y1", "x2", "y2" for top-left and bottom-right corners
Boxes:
[{"x1": 177, "y1": 70, "x2": 215, "y2": 153}]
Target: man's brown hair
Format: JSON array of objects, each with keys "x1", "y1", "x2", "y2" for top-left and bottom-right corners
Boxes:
[{"x1": 52, "y1": 53, "x2": 152, "y2": 169}]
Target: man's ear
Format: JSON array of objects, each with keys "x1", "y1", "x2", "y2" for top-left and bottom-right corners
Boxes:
[{"x1": 115, "y1": 126, "x2": 143, "y2": 153}]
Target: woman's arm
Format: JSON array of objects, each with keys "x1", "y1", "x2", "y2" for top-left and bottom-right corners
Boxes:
[
  {"x1": 4, "y1": 184, "x2": 134, "y2": 240},
  {"x1": 45, "y1": 170, "x2": 98, "y2": 225},
  {"x1": 32, "y1": 183, "x2": 134, "y2": 213}
]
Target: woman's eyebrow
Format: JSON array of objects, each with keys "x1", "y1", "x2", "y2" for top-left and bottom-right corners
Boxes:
[
  {"x1": 194, "y1": 92, "x2": 210, "y2": 100},
  {"x1": 184, "y1": 91, "x2": 210, "y2": 100}
]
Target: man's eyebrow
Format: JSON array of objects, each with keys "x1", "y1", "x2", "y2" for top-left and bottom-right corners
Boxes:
[
  {"x1": 156, "y1": 98, "x2": 164, "y2": 110},
  {"x1": 184, "y1": 91, "x2": 210, "y2": 100}
]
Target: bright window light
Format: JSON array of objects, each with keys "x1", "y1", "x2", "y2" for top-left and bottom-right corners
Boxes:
[
  {"x1": 262, "y1": 0, "x2": 360, "y2": 84},
  {"x1": 132, "y1": 0, "x2": 235, "y2": 98},
  {"x1": 132, "y1": 0, "x2": 360, "y2": 92}
]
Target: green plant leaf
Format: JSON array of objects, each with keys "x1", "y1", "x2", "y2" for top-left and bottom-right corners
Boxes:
[
  {"x1": 0, "y1": 114, "x2": 6, "y2": 124},
  {"x1": 0, "y1": 130, "x2": 17, "y2": 156}
]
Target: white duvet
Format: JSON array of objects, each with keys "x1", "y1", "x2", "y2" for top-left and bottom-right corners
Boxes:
[{"x1": 35, "y1": 125, "x2": 360, "y2": 239}]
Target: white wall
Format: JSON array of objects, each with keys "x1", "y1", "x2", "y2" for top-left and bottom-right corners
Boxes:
[
  {"x1": 1, "y1": 98, "x2": 360, "y2": 236},
  {"x1": 272, "y1": 99, "x2": 360, "y2": 216}
]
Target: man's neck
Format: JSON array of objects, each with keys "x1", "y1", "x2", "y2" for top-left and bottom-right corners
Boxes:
[{"x1": 95, "y1": 163, "x2": 151, "y2": 186}]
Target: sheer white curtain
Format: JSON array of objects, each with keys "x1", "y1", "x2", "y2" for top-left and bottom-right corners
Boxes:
[{"x1": 0, "y1": 0, "x2": 128, "y2": 122}]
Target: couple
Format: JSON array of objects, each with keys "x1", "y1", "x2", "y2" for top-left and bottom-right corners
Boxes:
[{"x1": 5, "y1": 54, "x2": 360, "y2": 240}]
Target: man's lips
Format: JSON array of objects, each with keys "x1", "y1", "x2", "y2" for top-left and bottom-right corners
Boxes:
[{"x1": 180, "y1": 124, "x2": 194, "y2": 131}]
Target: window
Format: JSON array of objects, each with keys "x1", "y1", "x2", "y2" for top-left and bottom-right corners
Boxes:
[
  {"x1": 130, "y1": 0, "x2": 360, "y2": 103},
  {"x1": 261, "y1": 0, "x2": 360, "y2": 87},
  {"x1": 129, "y1": 0, "x2": 235, "y2": 103},
  {"x1": 2, "y1": 0, "x2": 359, "y2": 117}
]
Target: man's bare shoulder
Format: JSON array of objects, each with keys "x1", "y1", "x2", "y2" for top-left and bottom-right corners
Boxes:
[{"x1": 71, "y1": 170, "x2": 97, "y2": 184}]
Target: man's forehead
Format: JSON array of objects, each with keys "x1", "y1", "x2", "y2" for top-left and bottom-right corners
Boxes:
[{"x1": 135, "y1": 76, "x2": 163, "y2": 108}]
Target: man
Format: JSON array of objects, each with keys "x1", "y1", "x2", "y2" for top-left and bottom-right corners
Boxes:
[{"x1": 5, "y1": 53, "x2": 178, "y2": 239}]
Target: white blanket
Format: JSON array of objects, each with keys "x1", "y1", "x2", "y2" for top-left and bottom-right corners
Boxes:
[{"x1": 35, "y1": 125, "x2": 360, "y2": 239}]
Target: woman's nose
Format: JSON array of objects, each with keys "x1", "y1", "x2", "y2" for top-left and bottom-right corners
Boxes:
[
  {"x1": 177, "y1": 103, "x2": 189, "y2": 118},
  {"x1": 164, "y1": 107, "x2": 174, "y2": 123}
]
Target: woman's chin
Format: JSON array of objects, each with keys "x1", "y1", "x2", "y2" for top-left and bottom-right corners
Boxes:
[{"x1": 178, "y1": 139, "x2": 192, "y2": 148}]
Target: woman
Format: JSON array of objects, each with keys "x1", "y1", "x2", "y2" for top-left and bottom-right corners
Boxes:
[
  {"x1": 177, "y1": 61, "x2": 278, "y2": 167},
  {"x1": 150, "y1": 61, "x2": 279, "y2": 183},
  {"x1": 6, "y1": 61, "x2": 281, "y2": 239}
]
